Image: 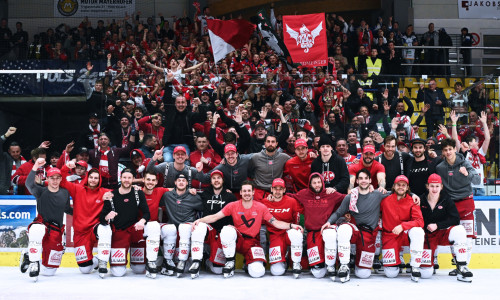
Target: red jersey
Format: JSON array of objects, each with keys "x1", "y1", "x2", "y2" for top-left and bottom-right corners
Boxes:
[
  {"x1": 380, "y1": 193, "x2": 424, "y2": 233},
  {"x1": 221, "y1": 200, "x2": 273, "y2": 238},
  {"x1": 137, "y1": 116, "x2": 165, "y2": 149},
  {"x1": 189, "y1": 149, "x2": 222, "y2": 189},
  {"x1": 143, "y1": 187, "x2": 170, "y2": 222},
  {"x1": 348, "y1": 160, "x2": 385, "y2": 188},
  {"x1": 261, "y1": 195, "x2": 303, "y2": 235},
  {"x1": 341, "y1": 154, "x2": 356, "y2": 165},
  {"x1": 283, "y1": 155, "x2": 313, "y2": 192}
]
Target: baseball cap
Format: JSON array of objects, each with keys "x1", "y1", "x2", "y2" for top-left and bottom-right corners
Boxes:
[
  {"x1": 224, "y1": 144, "x2": 237, "y2": 154},
  {"x1": 131, "y1": 150, "x2": 142, "y2": 158},
  {"x1": 77, "y1": 147, "x2": 89, "y2": 155},
  {"x1": 427, "y1": 173, "x2": 442, "y2": 184},
  {"x1": 175, "y1": 173, "x2": 187, "y2": 180},
  {"x1": 272, "y1": 178, "x2": 285, "y2": 188},
  {"x1": 254, "y1": 123, "x2": 266, "y2": 130},
  {"x1": 75, "y1": 160, "x2": 88, "y2": 169},
  {"x1": 173, "y1": 146, "x2": 186, "y2": 154},
  {"x1": 201, "y1": 89, "x2": 210, "y2": 95},
  {"x1": 47, "y1": 167, "x2": 62, "y2": 177},
  {"x1": 88, "y1": 112, "x2": 98, "y2": 119},
  {"x1": 126, "y1": 99, "x2": 135, "y2": 105},
  {"x1": 363, "y1": 145, "x2": 376, "y2": 154},
  {"x1": 210, "y1": 170, "x2": 224, "y2": 178},
  {"x1": 294, "y1": 139, "x2": 308, "y2": 149},
  {"x1": 394, "y1": 175, "x2": 409, "y2": 185},
  {"x1": 398, "y1": 141, "x2": 409, "y2": 148},
  {"x1": 410, "y1": 138, "x2": 426, "y2": 148}
]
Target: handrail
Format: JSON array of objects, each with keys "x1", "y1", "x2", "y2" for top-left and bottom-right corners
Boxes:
[{"x1": 394, "y1": 46, "x2": 500, "y2": 50}]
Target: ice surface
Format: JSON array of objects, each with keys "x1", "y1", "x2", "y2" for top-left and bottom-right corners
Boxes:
[{"x1": 1, "y1": 267, "x2": 496, "y2": 299}]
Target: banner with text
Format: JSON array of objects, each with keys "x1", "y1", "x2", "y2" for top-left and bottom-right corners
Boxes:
[
  {"x1": 458, "y1": 0, "x2": 500, "y2": 19},
  {"x1": 54, "y1": 0, "x2": 135, "y2": 18}
]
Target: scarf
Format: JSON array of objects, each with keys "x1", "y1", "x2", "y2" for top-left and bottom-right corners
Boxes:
[
  {"x1": 470, "y1": 149, "x2": 486, "y2": 165},
  {"x1": 98, "y1": 147, "x2": 111, "y2": 178},
  {"x1": 349, "y1": 187, "x2": 359, "y2": 213},
  {"x1": 121, "y1": 126, "x2": 131, "y2": 148},
  {"x1": 90, "y1": 124, "x2": 101, "y2": 148}
]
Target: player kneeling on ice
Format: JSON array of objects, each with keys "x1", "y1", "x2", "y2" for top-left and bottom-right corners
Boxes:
[
  {"x1": 19, "y1": 158, "x2": 72, "y2": 282},
  {"x1": 99, "y1": 169, "x2": 153, "y2": 277},
  {"x1": 189, "y1": 170, "x2": 236, "y2": 278},
  {"x1": 262, "y1": 178, "x2": 304, "y2": 278},
  {"x1": 321, "y1": 169, "x2": 420, "y2": 282},
  {"x1": 380, "y1": 175, "x2": 425, "y2": 282},
  {"x1": 192, "y1": 181, "x2": 303, "y2": 278},
  {"x1": 419, "y1": 174, "x2": 473, "y2": 282}
]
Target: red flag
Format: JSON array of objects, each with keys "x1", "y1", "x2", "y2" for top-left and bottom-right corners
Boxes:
[
  {"x1": 207, "y1": 19, "x2": 256, "y2": 63},
  {"x1": 283, "y1": 13, "x2": 328, "y2": 67}
]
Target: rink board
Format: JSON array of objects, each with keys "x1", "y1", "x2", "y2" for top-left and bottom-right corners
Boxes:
[{"x1": 1, "y1": 196, "x2": 500, "y2": 268}]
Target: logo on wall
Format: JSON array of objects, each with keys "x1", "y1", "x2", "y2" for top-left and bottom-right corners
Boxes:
[{"x1": 57, "y1": 0, "x2": 79, "y2": 17}]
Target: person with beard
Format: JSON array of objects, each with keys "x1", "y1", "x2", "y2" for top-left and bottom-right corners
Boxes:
[
  {"x1": 249, "y1": 135, "x2": 291, "y2": 200},
  {"x1": 283, "y1": 139, "x2": 315, "y2": 193},
  {"x1": 159, "y1": 173, "x2": 203, "y2": 277},
  {"x1": 57, "y1": 162, "x2": 113, "y2": 277},
  {"x1": 311, "y1": 135, "x2": 350, "y2": 194},
  {"x1": 80, "y1": 113, "x2": 103, "y2": 150},
  {"x1": 419, "y1": 174, "x2": 473, "y2": 281},
  {"x1": 408, "y1": 138, "x2": 440, "y2": 196},
  {"x1": 190, "y1": 134, "x2": 222, "y2": 191},
  {"x1": 335, "y1": 138, "x2": 357, "y2": 165},
  {"x1": 261, "y1": 178, "x2": 304, "y2": 278},
  {"x1": 99, "y1": 169, "x2": 150, "y2": 277},
  {"x1": 139, "y1": 134, "x2": 158, "y2": 159},
  {"x1": 11, "y1": 147, "x2": 48, "y2": 195},
  {"x1": 287, "y1": 173, "x2": 345, "y2": 280},
  {"x1": 188, "y1": 170, "x2": 236, "y2": 278},
  {"x1": 380, "y1": 175, "x2": 425, "y2": 282},
  {"x1": 376, "y1": 135, "x2": 411, "y2": 190},
  {"x1": 348, "y1": 145, "x2": 386, "y2": 192},
  {"x1": 191, "y1": 181, "x2": 302, "y2": 278}
]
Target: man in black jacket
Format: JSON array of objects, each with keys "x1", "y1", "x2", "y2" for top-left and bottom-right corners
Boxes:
[{"x1": 416, "y1": 79, "x2": 448, "y2": 138}]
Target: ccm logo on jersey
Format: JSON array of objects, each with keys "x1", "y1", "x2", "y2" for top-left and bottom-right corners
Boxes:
[{"x1": 268, "y1": 208, "x2": 290, "y2": 213}]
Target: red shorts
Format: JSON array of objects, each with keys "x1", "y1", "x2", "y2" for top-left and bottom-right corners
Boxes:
[
  {"x1": 28, "y1": 217, "x2": 65, "y2": 268},
  {"x1": 231, "y1": 226, "x2": 266, "y2": 265},
  {"x1": 344, "y1": 223, "x2": 379, "y2": 269},
  {"x1": 455, "y1": 197, "x2": 476, "y2": 238},
  {"x1": 110, "y1": 226, "x2": 145, "y2": 266},
  {"x1": 306, "y1": 230, "x2": 326, "y2": 267},
  {"x1": 73, "y1": 224, "x2": 99, "y2": 265},
  {"x1": 268, "y1": 231, "x2": 292, "y2": 264},
  {"x1": 381, "y1": 231, "x2": 411, "y2": 267},
  {"x1": 204, "y1": 224, "x2": 226, "y2": 266},
  {"x1": 421, "y1": 226, "x2": 456, "y2": 267}
]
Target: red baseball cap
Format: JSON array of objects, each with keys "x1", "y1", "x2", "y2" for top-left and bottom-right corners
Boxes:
[
  {"x1": 47, "y1": 167, "x2": 62, "y2": 177},
  {"x1": 76, "y1": 160, "x2": 88, "y2": 169},
  {"x1": 210, "y1": 170, "x2": 224, "y2": 178},
  {"x1": 173, "y1": 146, "x2": 186, "y2": 154},
  {"x1": 294, "y1": 139, "x2": 308, "y2": 149},
  {"x1": 427, "y1": 173, "x2": 442, "y2": 184},
  {"x1": 272, "y1": 178, "x2": 285, "y2": 188},
  {"x1": 363, "y1": 145, "x2": 376, "y2": 154},
  {"x1": 394, "y1": 175, "x2": 409, "y2": 185},
  {"x1": 224, "y1": 144, "x2": 237, "y2": 154}
]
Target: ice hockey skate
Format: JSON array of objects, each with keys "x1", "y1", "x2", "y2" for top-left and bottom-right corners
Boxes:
[
  {"x1": 19, "y1": 250, "x2": 29, "y2": 274},
  {"x1": 338, "y1": 264, "x2": 350, "y2": 283},
  {"x1": 97, "y1": 259, "x2": 108, "y2": 279},
  {"x1": 372, "y1": 256, "x2": 382, "y2": 273},
  {"x1": 160, "y1": 259, "x2": 175, "y2": 276},
  {"x1": 145, "y1": 261, "x2": 157, "y2": 279},
  {"x1": 410, "y1": 267, "x2": 421, "y2": 282},
  {"x1": 456, "y1": 264, "x2": 473, "y2": 283},
  {"x1": 292, "y1": 262, "x2": 301, "y2": 279},
  {"x1": 223, "y1": 259, "x2": 235, "y2": 278},
  {"x1": 189, "y1": 260, "x2": 201, "y2": 279},
  {"x1": 175, "y1": 260, "x2": 186, "y2": 277},
  {"x1": 326, "y1": 265, "x2": 336, "y2": 281},
  {"x1": 28, "y1": 261, "x2": 39, "y2": 282}
]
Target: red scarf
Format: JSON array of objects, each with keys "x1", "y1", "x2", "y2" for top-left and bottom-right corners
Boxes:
[
  {"x1": 470, "y1": 149, "x2": 486, "y2": 164},
  {"x1": 121, "y1": 127, "x2": 131, "y2": 148},
  {"x1": 99, "y1": 148, "x2": 111, "y2": 178},
  {"x1": 90, "y1": 124, "x2": 100, "y2": 148}
]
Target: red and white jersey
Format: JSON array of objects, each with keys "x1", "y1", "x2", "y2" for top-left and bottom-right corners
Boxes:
[
  {"x1": 341, "y1": 154, "x2": 356, "y2": 165},
  {"x1": 261, "y1": 195, "x2": 303, "y2": 235},
  {"x1": 143, "y1": 187, "x2": 170, "y2": 222},
  {"x1": 465, "y1": 148, "x2": 485, "y2": 188},
  {"x1": 221, "y1": 200, "x2": 273, "y2": 238}
]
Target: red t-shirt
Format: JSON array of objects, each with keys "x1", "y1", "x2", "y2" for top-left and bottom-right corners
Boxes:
[
  {"x1": 261, "y1": 195, "x2": 303, "y2": 235},
  {"x1": 221, "y1": 200, "x2": 273, "y2": 238},
  {"x1": 348, "y1": 160, "x2": 385, "y2": 188},
  {"x1": 143, "y1": 187, "x2": 170, "y2": 222}
]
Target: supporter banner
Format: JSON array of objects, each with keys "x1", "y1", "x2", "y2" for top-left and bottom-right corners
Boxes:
[
  {"x1": 458, "y1": 0, "x2": 500, "y2": 18},
  {"x1": 283, "y1": 13, "x2": 328, "y2": 67},
  {"x1": 0, "y1": 199, "x2": 36, "y2": 249},
  {"x1": 54, "y1": 0, "x2": 135, "y2": 18},
  {"x1": 0, "y1": 60, "x2": 107, "y2": 96}
]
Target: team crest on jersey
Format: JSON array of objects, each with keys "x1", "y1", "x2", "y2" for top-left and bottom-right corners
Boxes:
[
  {"x1": 251, "y1": 247, "x2": 266, "y2": 260},
  {"x1": 111, "y1": 248, "x2": 126, "y2": 264},
  {"x1": 382, "y1": 249, "x2": 397, "y2": 265},
  {"x1": 322, "y1": 171, "x2": 335, "y2": 181},
  {"x1": 307, "y1": 246, "x2": 321, "y2": 264},
  {"x1": 48, "y1": 250, "x2": 63, "y2": 266},
  {"x1": 124, "y1": 198, "x2": 129, "y2": 203},
  {"x1": 421, "y1": 249, "x2": 432, "y2": 265},
  {"x1": 269, "y1": 246, "x2": 282, "y2": 263},
  {"x1": 359, "y1": 251, "x2": 375, "y2": 268},
  {"x1": 130, "y1": 248, "x2": 145, "y2": 263},
  {"x1": 75, "y1": 246, "x2": 88, "y2": 262},
  {"x1": 96, "y1": 199, "x2": 101, "y2": 203}
]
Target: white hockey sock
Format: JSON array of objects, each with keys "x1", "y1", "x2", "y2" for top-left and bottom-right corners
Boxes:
[
  {"x1": 287, "y1": 229, "x2": 303, "y2": 263},
  {"x1": 375, "y1": 231, "x2": 382, "y2": 256},
  {"x1": 322, "y1": 227, "x2": 337, "y2": 267},
  {"x1": 220, "y1": 226, "x2": 237, "y2": 258},
  {"x1": 191, "y1": 222, "x2": 208, "y2": 261},
  {"x1": 145, "y1": 221, "x2": 161, "y2": 262},
  {"x1": 97, "y1": 224, "x2": 112, "y2": 262},
  {"x1": 408, "y1": 227, "x2": 424, "y2": 267},
  {"x1": 178, "y1": 223, "x2": 192, "y2": 262},
  {"x1": 336, "y1": 224, "x2": 353, "y2": 266},
  {"x1": 161, "y1": 224, "x2": 177, "y2": 260},
  {"x1": 28, "y1": 223, "x2": 45, "y2": 262}
]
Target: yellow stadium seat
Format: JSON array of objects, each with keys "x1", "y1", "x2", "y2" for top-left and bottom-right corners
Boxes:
[
  {"x1": 399, "y1": 78, "x2": 403, "y2": 87},
  {"x1": 404, "y1": 77, "x2": 418, "y2": 88},
  {"x1": 449, "y1": 77, "x2": 463, "y2": 87},
  {"x1": 444, "y1": 107, "x2": 451, "y2": 113},
  {"x1": 411, "y1": 113, "x2": 421, "y2": 124},
  {"x1": 397, "y1": 88, "x2": 408, "y2": 98},
  {"x1": 443, "y1": 88, "x2": 454, "y2": 99},
  {"x1": 411, "y1": 99, "x2": 421, "y2": 111},
  {"x1": 435, "y1": 78, "x2": 448, "y2": 89},
  {"x1": 464, "y1": 78, "x2": 476, "y2": 87},
  {"x1": 411, "y1": 88, "x2": 419, "y2": 99},
  {"x1": 489, "y1": 88, "x2": 499, "y2": 100},
  {"x1": 419, "y1": 127, "x2": 427, "y2": 137},
  {"x1": 491, "y1": 100, "x2": 499, "y2": 112}
]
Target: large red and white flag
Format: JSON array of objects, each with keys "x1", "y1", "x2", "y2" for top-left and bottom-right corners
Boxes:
[
  {"x1": 207, "y1": 19, "x2": 256, "y2": 63},
  {"x1": 283, "y1": 13, "x2": 328, "y2": 67}
]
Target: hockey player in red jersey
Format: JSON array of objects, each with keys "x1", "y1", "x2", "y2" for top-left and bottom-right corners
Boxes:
[
  {"x1": 192, "y1": 181, "x2": 303, "y2": 278},
  {"x1": 262, "y1": 178, "x2": 304, "y2": 278},
  {"x1": 288, "y1": 173, "x2": 345, "y2": 280},
  {"x1": 380, "y1": 175, "x2": 425, "y2": 282}
]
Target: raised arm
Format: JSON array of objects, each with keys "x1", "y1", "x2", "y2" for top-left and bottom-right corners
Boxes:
[{"x1": 479, "y1": 111, "x2": 490, "y2": 154}]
